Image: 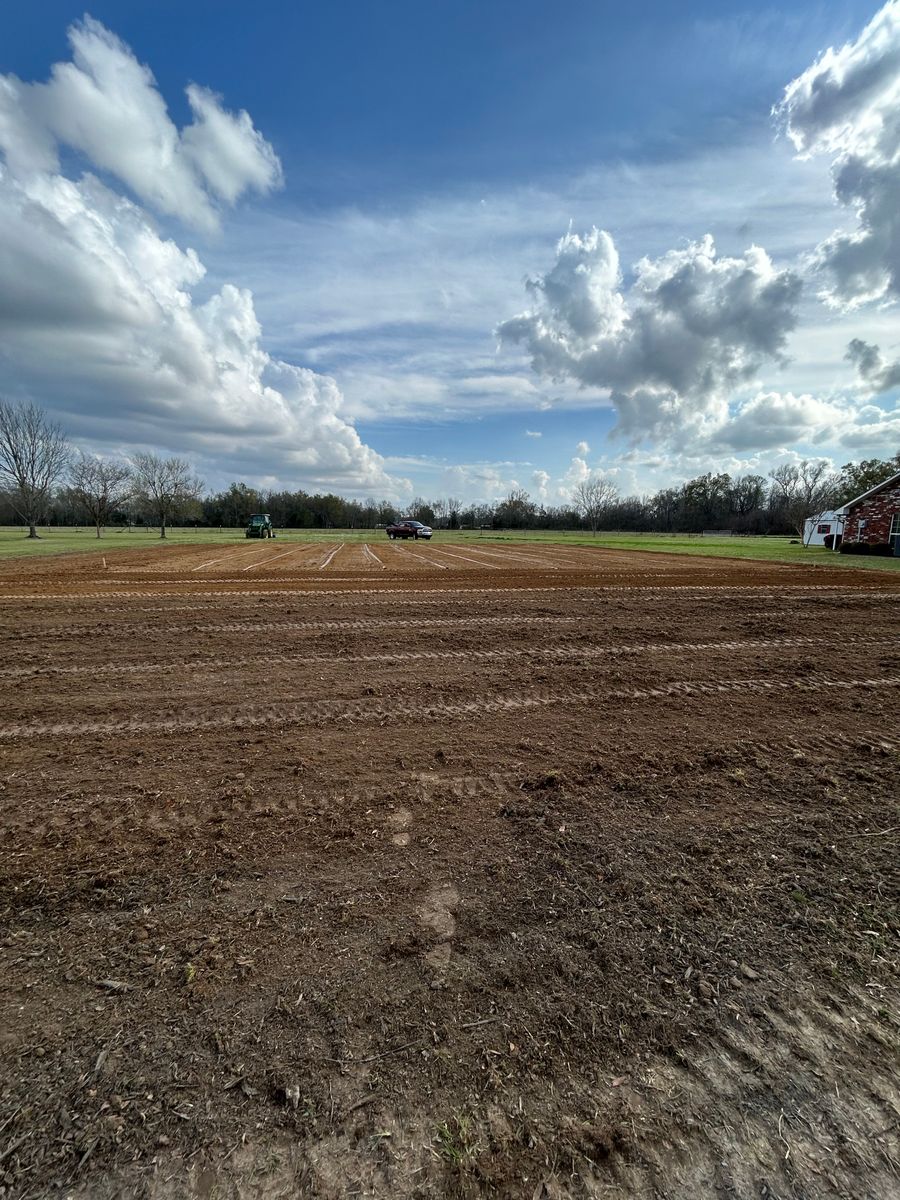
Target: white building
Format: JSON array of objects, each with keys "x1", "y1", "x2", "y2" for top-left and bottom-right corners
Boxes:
[{"x1": 803, "y1": 510, "x2": 845, "y2": 547}]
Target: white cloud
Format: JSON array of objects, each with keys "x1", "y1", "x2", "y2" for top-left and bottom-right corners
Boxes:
[
  {"x1": 0, "y1": 17, "x2": 281, "y2": 231},
  {"x1": 0, "y1": 20, "x2": 402, "y2": 498},
  {"x1": 458, "y1": 374, "x2": 539, "y2": 397},
  {"x1": 775, "y1": 1, "x2": 900, "y2": 307},
  {"x1": 498, "y1": 227, "x2": 801, "y2": 447},
  {"x1": 576, "y1": 440, "x2": 590, "y2": 455},
  {"x1": 846, "y1": 337, "x2": 900, "y2": 393},
  {"x1": 211, "y1": 131, "x2": 840, "y2": 430},
  {"x1": 714, "y1": 388, "x2": 900, "y2": 453},
  {"x1": 560, "y1": 455, "x2": 591, "y2": 493},
  {"x1": 531, "y1": 469, "x2": 551, "y2": 500},
  {"x1": 437, "y1": 462, "x2": 524, "y2": 504},
  {"x1": 525, "y1": 429, "x2": 542, "y2": 438}
]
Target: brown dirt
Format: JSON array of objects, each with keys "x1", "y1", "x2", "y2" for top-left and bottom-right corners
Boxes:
[{"x1": 1, "y1": 543, "x2": 898, "y2": 1199}]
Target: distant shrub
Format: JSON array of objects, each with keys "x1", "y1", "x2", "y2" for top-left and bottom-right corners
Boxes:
[
  {"x1": 823, "y1": 533, "x2": 835, "y2": 549},
  {"x1": 840, "y1": 541, "x2": 892, "y2": 555}
]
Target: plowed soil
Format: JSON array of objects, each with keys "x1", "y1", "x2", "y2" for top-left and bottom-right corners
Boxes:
[{"x1": 1, "y1": 542, "x2": 898, "y2": 1199}]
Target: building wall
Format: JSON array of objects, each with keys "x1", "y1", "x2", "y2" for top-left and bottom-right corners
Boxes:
[
  {"x1": 803, "y1": 512, "x2": 844, "y2": 546},
  {"x1": 843, "y1": 481, "x2": 900, "y2": 544}
]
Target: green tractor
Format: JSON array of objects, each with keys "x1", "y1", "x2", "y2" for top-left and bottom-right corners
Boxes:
[{"x1": 245, "y1": 513, "x2": 276, "y2": 539}]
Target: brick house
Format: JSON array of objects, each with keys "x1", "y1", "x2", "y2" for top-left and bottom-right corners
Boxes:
[{"x1": 839, "y1": 470, "x2": 900, "y2": 549}]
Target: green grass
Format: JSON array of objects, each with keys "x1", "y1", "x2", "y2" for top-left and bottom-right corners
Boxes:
[
  {"x1": 1, "y1": 524, "x2": 898, "y2": 571},
  {"x1": 484, "y1": 530, "x2": 900, "y2": 571},
  {"x1": 0, "y1": 525, "x2": 237, "y2": 557}
]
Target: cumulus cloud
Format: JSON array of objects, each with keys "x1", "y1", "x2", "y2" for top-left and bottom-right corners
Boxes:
[
  {"x1": 714, "y1": 388, "x2": 900, "y2": 452},
  {"x1": 561, "y1": 455, "x2": 591, "y2": 491},
  {"x1": 775, "y1": 1, "x2": 900, "y2": 306},
  {"x1": 576, "y1": 440, "x2": 590, "y2": 455},
  {"x1": 0, "y1": 19, "x2": 401, "y2": 496},
  {"x1": 531, "y1": 469, "x2": 551, "y2": 500},
  {"x1": 0, "y1": 16, "x2": 281, "y2": 231},
  {"x1": 846, "y1": 337, "x2": 900, "y2": 393},
  {"x1": 498, "y1": 226, "x2": 801, "y2": 446}
]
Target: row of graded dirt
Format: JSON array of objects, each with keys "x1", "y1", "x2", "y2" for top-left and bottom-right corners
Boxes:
[
  {"x1": 0, "y1": 538, "x2": 743, "y2": 581},
  {"x1": 0, "y1": 545, "x2": 898, "y2": 1198}
]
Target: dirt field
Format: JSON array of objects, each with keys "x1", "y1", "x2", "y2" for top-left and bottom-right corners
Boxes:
[{"x1": 1, "y1": 541, "x2": 898, "y2": 1199}]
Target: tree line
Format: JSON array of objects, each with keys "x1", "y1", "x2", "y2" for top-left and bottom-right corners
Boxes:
[{"x1": 1, "y1": 398, "x2": 897, "y2": 538}]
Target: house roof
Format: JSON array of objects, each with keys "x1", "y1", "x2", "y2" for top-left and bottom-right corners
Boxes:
[{"x1": 838, "y1": 469, "x2": 900, "y2": 514}]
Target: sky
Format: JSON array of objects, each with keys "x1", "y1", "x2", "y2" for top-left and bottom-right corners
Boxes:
[{"x1": 1, "y1": 0, "x2": 899, "y2": 505}]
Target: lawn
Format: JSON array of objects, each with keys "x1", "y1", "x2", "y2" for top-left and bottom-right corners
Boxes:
[
  {"x1": 0, "y1": 525, "x2": 240, "y2": 557},
  {"x1": 479, "y1": 529, "x2": 900, "y2": 571},
  {"x1": 1, "y1": 524, "x2": 898, "y2": 571}
]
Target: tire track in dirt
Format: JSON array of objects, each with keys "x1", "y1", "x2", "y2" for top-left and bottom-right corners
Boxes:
[
  {"x1": 386, "y1": 544, "x2": 447, "y2": 569},
  {"x1": 2, "y1": 634, "x2": 894, "y2": 680},
  {"x1": 1, "y1": 582, "x2": 898, "y2": 602},
  {"x1": 241, "y1": 545, "x2": 316, "y2": 571},
  {"x1": 189, "y1": 545, "x2": 273, "y2": 572},
  {"x1": 362, "y1": 545, "x2": 386, "y2": 569},
  {"x1": 449, "y1": 544, "x2": 561, "y2": 570},
  {"x1": 317, "y1": 543, "x2": 345, "y2": 569},
  {"x1": 125, "y1": 590, "x2": 898, "y2": 616},
  {"x1": 425, "y1": 546, "x2": 502, "y2": 569},
  {"x1": 2, "y1": 613, "x2": 582, "y2": 641},
  {"x1": 12, "y1": 728, "x2": 889, "y2": 838},
  {"x1": 2, "y1": 674, "x2": 897, "y2": 739}
]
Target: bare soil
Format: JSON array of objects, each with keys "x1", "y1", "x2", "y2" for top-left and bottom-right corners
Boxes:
[{"x1": 0, "y1": 542, "x2": 898, "y2": 1199}]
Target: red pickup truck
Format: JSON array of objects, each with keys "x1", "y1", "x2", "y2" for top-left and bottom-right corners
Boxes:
[{"x1": 385, "y1": 520, "x2": 433, "y2": 540}]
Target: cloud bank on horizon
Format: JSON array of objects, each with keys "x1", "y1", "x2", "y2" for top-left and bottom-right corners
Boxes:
[
  {"x1": 0, "y1": 17, "x2": 404, "y2": 497},
  {"x1": 499, "y1": 0, "x2": 900, "y2": 471}
]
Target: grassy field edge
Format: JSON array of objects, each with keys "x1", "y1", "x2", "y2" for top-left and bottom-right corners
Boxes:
[{"x1": 1, "y1": 525, "x2": 898, "y2": 571}]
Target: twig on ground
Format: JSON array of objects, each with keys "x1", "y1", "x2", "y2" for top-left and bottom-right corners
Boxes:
[
  {"x1": 334, "y1": 1039, "x2": 423, "y2": 1066},
  {"x1": 0, "y1": 1133, "x2": 30, "y2": 1164}
]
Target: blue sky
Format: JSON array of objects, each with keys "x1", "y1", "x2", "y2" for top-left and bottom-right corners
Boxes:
[{"x1": 1, "y1": 2, "x2": 898, "y2": 502}]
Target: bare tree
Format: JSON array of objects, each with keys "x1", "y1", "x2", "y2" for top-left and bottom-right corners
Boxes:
[
  {"x1": 69, "y1": 454, "x2": 132, "y2": 538},
  {"x1": 0, "y1": 399, "x2": 70, "y2": 538},
  {"x1": 131, "y1": 453, "x2": 204, "y2": 539},
  {"x1": 573, "y1": 475, "x2": 618, "y2": 534},
  {"x1": 769, "y1": 460, "x2": 841, "y2": 541}
]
